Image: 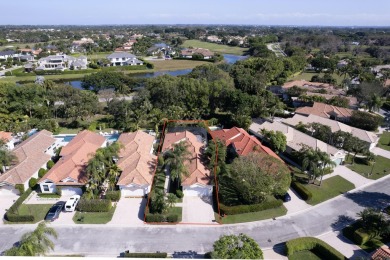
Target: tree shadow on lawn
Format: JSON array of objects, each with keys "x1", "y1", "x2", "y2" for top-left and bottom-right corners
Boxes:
[{"x1": 344, "y1": 191, "x2": 390, "y2": 210}]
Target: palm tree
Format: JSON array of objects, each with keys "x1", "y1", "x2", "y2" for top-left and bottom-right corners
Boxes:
[
  {"x1": 5, "y1": 222, "x2": 57, "y2": 256},
  {"x1": 164, "y1": 142, "x2": 192, "y2": 188},
  {"x1": 367, "y1": 94, "x2": 384, "y2": 112},
  {"x1": 166, "y1": 193, "x2": 177, "y2": 208},
  {"x1": 301, "y1": 147, "x2": 321, "y2": 184},
  {"x1": 317, "y1": 150, "x2": 336, "y2": 186}
]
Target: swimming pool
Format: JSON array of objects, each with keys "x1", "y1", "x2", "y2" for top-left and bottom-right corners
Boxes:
[{"x1": 54, "y1": 134, "x2": 119, "y2": 144}]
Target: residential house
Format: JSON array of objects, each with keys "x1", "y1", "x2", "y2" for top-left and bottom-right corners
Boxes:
[
  {"x1": 0, "y1": 50, "x2": 17, "y2": 60},
  {"x1": 249, "y1": 119, "x2": 346, "y2": 165},
  {"x1": 371, "y1": 245, "x2": 390, "y2": 260},
  {"x1": 180, "y1": 48, "x2": 214, "y2": 59},
  {"x1": 162, "y1": 131, "x2": 212, "y2": 197},
  {"x1": 210, "y1": 127, "x2": 282, "y2": 161},
  {"x1": 206, "y1": 35, "x2": 222, "y2": 43},
  {"x1": 0, "y1": 131, "x2": 16, "y2": 150},
  {"x1": 282, "y1": 114, "x2": 379, "y2": 150},
  {"x1": 147, "y1": 43, "x2": 175, "y2": 56},
  {"x1": 107, "y1": 52, "x2": 143, "y2": 66},
  {"x1": 295, "y1": 102, "x2": 353, "y2": 123},
  {"x1": 71, "y1": 38, "x2": 94, "y2": 53},
  {"x1": 36, "y1": 54, "x2": 88, "y2": 71},
  {"x1": 0, "y1": 130, "x2": 56, "y2": 196},
  {"x1": 39, "y1": 130, "x2": 106, "y2": 195},
  {"x1": 19, "y1": 48, "x2": 42, "y2": 57},
  {"x1": 123, "y1": 40, "x2": 136, "y2": 50},
  {"x1": 116, "y1": 131, "x2": 157, "y2": 197},
  {"x1": 18, "y1": 55, "x2": 35, "y2": 62}
]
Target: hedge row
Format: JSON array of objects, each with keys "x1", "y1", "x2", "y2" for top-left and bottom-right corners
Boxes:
[
  {"x1": 8, "y1": 188, "x2": 33, "y2": 214},
  {"x1": 5, "y1": 213, "x2": 34, "y2": 222},
  {"x1": 105, "y1": 190, "x2": 121, "y2": 201},
  {"x1": 219, "y1": 200, "x2": 283, "y2": 215},
  {"x1": 145, "y1": 214, "x2": 179, "y2": 223},
  {"x1": 286, "y1": 237, "x2": 345, "y2": 260},
  {"x1": 291, "y1": 181, "x2": 312, "y2": 201},
  {"x1": 123, "y1": 252, "x2": 167, "y2": 258},
  {"x1": 37, "y1": 193, "x2": 61, "y2": 198},
  {"x1": 76, "y1": 199, "x2": 112, "y2": 212}
]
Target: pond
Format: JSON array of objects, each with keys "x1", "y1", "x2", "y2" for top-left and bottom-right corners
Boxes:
[{"x1": 57, "y1": 54, "x2": 248, "y2": 89}]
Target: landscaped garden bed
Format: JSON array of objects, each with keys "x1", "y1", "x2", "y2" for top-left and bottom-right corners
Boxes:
[
  {"x1": 286, "y1": 237, "x2": 345, "y2": 260},
  {"x1": 73, "y1": 206, "x2": 116, "y2": 224}
]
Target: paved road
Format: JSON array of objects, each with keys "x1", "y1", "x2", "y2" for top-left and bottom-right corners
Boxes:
[{"x1": 0, "y1": 177, "x2": 389, "y2": 256}]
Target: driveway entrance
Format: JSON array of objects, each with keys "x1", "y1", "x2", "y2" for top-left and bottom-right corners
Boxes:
[
  {"x1": 109, "y1": 198, "x2": 146, "y2": 226},
  {"x1": 181, "y1": 196, "x2": 216, "y2": 224}
]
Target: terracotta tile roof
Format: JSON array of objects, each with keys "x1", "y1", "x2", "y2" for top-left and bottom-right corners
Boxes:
[
  {"x1": 39, "y1": 130, "x2": 106, "y2": 185},
  {"x1": 181, "y1": 48, "x2": 214, "y2": 57},
  {"x1": 162, "y1": 131, "x2": 211, "y2": 186},
  {"x1": 116, "y1": 131, "x2": 157, "y2": 186},
  {"x1": 0, "y1": 130, "x2": 55, "y2": 186},
  {"x1": 372, "y1": 245, "x2": 390, "y2": 260},
  {"x1": 210, "y1": 127, "x2": 282, "y2": 161},
  {"x1": 295, "y1": 102, "x2": 353, "y2": 120},
  {"x1": 0, "y1": 131, "x2": 13, "y2": 142},
  {"x1": 304, "y1": 92, "x2": 358, "y2": 107}
]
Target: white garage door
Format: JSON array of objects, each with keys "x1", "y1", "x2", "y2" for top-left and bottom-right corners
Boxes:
[
  {"x1": 183, "y1": 186, "x2": 212, "y2": 197},
  {"x1": 121, "y1": 187, "x2": 144, "y2": 197},
  {"x1": 0, "y1": 185, "x2": 20, "y2": 196},
  {"x1": 60, "y1": 187, "x2": 82, "y2": 196}
]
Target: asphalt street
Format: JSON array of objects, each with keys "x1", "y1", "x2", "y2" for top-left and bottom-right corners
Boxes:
[{"x1": 0, "y1": 177, "x2": 389, "y2": 256}]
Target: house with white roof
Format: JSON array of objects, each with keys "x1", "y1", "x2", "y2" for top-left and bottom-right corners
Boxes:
[
  {"x1": 249, "y1": 119, "x2": 346, "y2": 166},
  {"x1": 36, "y1": 54, "x2": 88, "y2": 71},
  {"x1": 107, "y1": 52, "x2": 143, "y2": 66},
  {"x1": 282, "y1": 114, "x2": 379, "y2": 150}
]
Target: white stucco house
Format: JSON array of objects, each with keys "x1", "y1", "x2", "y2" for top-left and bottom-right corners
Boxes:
[
  {"x1": 162, "y1": 131, "x2": 213, "y2": 197},
  {"x1": 38, "y1": 130, "x2": 106, "y2": 196},
  {"x1": 106, "y1": 52, "x2": 143, "y2": 66},
  {"x1": 0, "y1": 130, "x2": 56, "y2": 196},
  {"x1": 36, "y1": 54, "x2": 88, "y2": 71},
  {"x1": 116, "y1": 131, "x2": 156, "y2": 197}
]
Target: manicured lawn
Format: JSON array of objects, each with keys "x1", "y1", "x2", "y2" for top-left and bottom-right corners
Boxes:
[
  {"x1": 73, "y1": 206, "x2": 116, "y2": 224},
  {"x1": 289, "y1": 72, "x2": 344, "y2": 85},
  {"x1": 347, "y1": 155, "x2": 390, "y2": 180},
  {"x1": 216, "y1": 206, "x2": 287, "y2": 224},
  {"x1": 167, "y1": 207, "x2": 182, "y2": 222},
  {"x1": 57, "y1": 127, "x2": 82, "y2": 134},
  {"x1": 18, "y1": 204, "x2": 53, "y2": 223},
  {"x1": 303, "y1": 176, "x2": 355, "y2": 205},
  {"x1": 289, "y1": 250, "x2": 321, "y2": 260},
  {"x1": 181, "y1": 40, "x2": 248, "y2": 55},
  {"x1": 149, "y1": 59, "x2": 209, "y2": 71},
  {"x1": 377, "y1": 132, "x2": 390, "y2": 152}
]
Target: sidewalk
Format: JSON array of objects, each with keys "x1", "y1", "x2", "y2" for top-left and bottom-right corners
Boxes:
[
  {"x1": 317, "y1": 231, "x2": 369, "y2": 259},
  {"x1": 371, "y1": 147, "x2": 390, "y2": 160}
]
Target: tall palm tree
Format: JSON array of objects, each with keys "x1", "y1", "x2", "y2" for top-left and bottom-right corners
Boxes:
[
  {"x1": 164, "y1": 142, "x2": 192, "y2": 188},
  {"x1": 317, "y1": 150, "x2": 336, "y2": 186}
]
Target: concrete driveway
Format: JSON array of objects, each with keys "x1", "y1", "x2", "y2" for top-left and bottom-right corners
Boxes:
[
  {"x1": 51, "y1": 211, "x2": 77, "y2": 225},
  {"x1": 0, "y1": 194, "x2": 19, "y2": 225},
  {"x1": 372, "y1": 147, "x2": 390, "y2": 159},
  {"x1": 109, "y1": 198, "x2": 146, "y2": 226},
  {"x1": 182, "y1": 196, "x2": 217, "y2": 224},
  {"x1": 283, "y1": 188, "x2": 311, "y2": 214},
  {"x1": 24, "y1": 192, "x2": 73, "y2": 205}
]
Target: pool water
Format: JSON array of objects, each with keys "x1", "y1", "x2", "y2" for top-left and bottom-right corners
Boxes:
[{"x1": 55, "y1": 134, "x2": 119, "y2": 144}]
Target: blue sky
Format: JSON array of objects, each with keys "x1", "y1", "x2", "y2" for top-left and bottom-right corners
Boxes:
[{"x1": 1, "y1": 0, "x2": 390, "y2": 26}]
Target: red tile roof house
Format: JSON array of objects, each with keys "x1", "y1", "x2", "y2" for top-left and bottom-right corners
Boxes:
[
  {"x1": 0, "y1": 131, "x2": 15, "y2": 150},
  {"x1": 161, "y1": 131, "x2": 213, "y2": 197},
  {"x1": 116, "y1": 131, "x2": 157, "y2": 197},
  {"x1": 38, "y1": 130, "x2": 106, "y2": 196},
  {"x1": 0, "y1": 130, "x2": 56, "y2": 196},
  {"x1": 210, "y1": 127, "x2": 283, "y2": 161},
  {"x1": 295, "y1": 102, "x2": 353, "y2": 123},
  {"x1": 180, "y1": 48, "x2": 214, "y2": 59}
]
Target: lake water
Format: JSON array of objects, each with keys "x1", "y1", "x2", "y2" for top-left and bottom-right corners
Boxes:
[{"x1": 60, "y1": 54, "x2": 248, "y2": 89}]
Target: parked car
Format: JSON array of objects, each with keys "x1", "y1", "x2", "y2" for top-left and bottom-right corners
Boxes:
[
  {"x1": 45, "y1": 201, "x2": 65, "y2": 221},
  {"x1": 65, "y1": 195, "x2": 80, "y2": 212},
  {"x1": 283, "y1": 193, "x2": 291, "y2": 202}
]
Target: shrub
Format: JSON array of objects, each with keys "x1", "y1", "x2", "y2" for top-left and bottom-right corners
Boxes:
[
  {"x1": 14, "y1": 184, "x2": 25, "y2": 195},
  {"x1": 123, "y1": 252, "x2": 167, "y2": 258},
  {"x1": 5, "y1": 213, "x2": 34, "y2": 222},
  {"x1": 28, "y1": 177, "x2": 37, "y2": 189},
  {"x1": 87, "y1": 121, "x2": 98, "y2": 131},
  {"x1": 353, "y1": 228, "x2": 371, "y2": 245},
  {"x1": 286, "y1": 237, "x2": 344, "y2": 260},
  {"x1": 38, "y1": 168, "x2": 47, "y2": 178},
  {"x1": 176, "y1": 190, "x2": 183, "y2": 199},
  {"x1": 37, "y1": 193, "x2": 61, "y2": 198},
  {"x1": 219, "y1": 200, "x2": 283, "y2": 215},
  {"x1": 8, "y1": 188, "x2": 33, "y2": 214},
  {"x1": 145, "y1": 214, "x2": 166, "y2": 222},
  {"x1": 76, "y1": 199, "x2": 112, "y2": 212},
  {"x1": 166, "y1": 214, "x2": 179, "y2": 222},
  {"x1": 46, "y1": 160, "x2": 55, "y2": 169},
  {"x1": 55, "y1": 187, "x2": 62, "y2": 196},
  {"x1": 291, "y1": 181, "x2": 312, "y2": 201},
  {"x1": 105, "y1": 190, "x2": 121, "y2": 201}
]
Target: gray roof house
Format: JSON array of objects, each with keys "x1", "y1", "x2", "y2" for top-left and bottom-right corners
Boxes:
[
  {"x1": 36, "y1": 54, "x2": 88, "y2": 71},
  {"x1": 107, "y1": 52, "x2": 143, "y2": 66},
  {"x1": 249, "y1": 119, "x2": 346, "y2": 166},
  {"x1": 0, "y1": 50, "x2": 17, "y2": 60}
]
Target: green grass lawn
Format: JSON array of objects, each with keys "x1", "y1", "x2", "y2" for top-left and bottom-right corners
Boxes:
[
  {"x1": 167, "y1": 207, "x2": 182, "y2": 222},
  {"x1": 377, "y1": 132, "x2": 390, "y2": 152},
  {"x1": 216, "y1": 206, "x2": 287, "y2": 224},
  {"x1": 149, "y1": 59, "x2": 209, "y2": 71},
  {"x1": 346, "y1": 155, "x2": 390, "y2": 180},
  {"x1": 17, "y1": 204, "x2": 53, "y2": 223},
  {"x1": 181, "y1": 40, "x2": 248, "y2": 55},
  {"x1": 289, "y1": 72, "x2": 344, "y2": 85},
  {"x1": 73, "y1": 206, "x2": 116, "y2": 224},
  {"x1": 303, "y1": 175, "x2": 355, "y2": 205},
  {"x1": 288, "y1": 250, "x2": 322, "y2": 260}
]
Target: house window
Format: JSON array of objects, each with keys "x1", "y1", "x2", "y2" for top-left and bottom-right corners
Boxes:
[
  {"x1": 116, "y1": 58, "x2": 119, "y2": 61},
  {"x1": 43, "y1": 185, "x2": 49, "y2": 192}
]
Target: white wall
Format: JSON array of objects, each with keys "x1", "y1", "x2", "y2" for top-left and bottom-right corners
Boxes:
[
  {"x1": 120, "y1": 184, "x2": 150, "y2": 197},
  {"x1": 183, "y1": 184, "x2": 213, "y2": 197}
]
